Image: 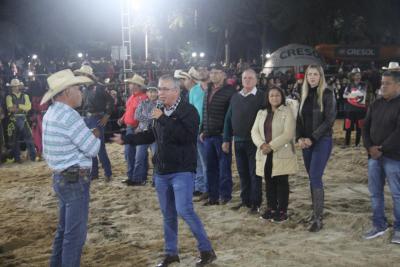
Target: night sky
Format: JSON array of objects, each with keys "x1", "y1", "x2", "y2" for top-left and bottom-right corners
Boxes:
[{"x1": 1, "y1": 0, "x2": 400, "y2": 63}]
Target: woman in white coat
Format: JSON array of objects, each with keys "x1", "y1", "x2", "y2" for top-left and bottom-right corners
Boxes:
[{"x1": 251, "y1": 86, "x2": 298, "y2": 222}]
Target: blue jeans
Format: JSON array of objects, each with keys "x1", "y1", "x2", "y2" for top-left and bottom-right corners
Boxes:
[
  {"x1": 368, "y1": 156, "x2": 400, "y2": 231},
  {"x1": 234, "y1": 140, "x2": 262, "y2": 207},
  {"x1": 155, "y1": 172, "x2": 212, "y2": 255},
  {"x1": 149, "y1": 142, "x2": 157, "y2": 182},
  {"x1": 84, "y1": 115, "x2": 112, "y2": 178},
  {"x1": 302, "y1": 136, "x2": 333, "y2": 189},
  {"x1": 124, "y1": 127, "x2": 137, "y2": 180},
  {"x1": 204, "y1": 135, "x2": 232, "y2": 202},
  {"x1": 13, "y1": 116, "x2": 36, "y2": 161},
  {"x1": 195, "y1": 136, "x2": 208, "y2": 193},
  {"x1": 50, "y1": 173, "x2": 90, "y2": 267},
  {"x1": 131, "y1": 144, "x2": 149, "y2": 182}
]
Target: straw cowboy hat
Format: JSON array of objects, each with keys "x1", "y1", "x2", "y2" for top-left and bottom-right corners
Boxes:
[
  {"x1": 188, "y1": 66, "x2": 201, "y2": 81},
  {"x1": 40, "y1": 69, "x2": 94, "y2": 105},
  {"x1": 174, "y1": 69, "x2": 190, "y2": 80},
  {"x1": 6, "y1": 78, "x2": 24, "y2": 88},
  {"x1": 125, "y1": 74, "x2": 145, "y2": 87},
  {"x1": 73, "y1": 65, "x2": 98, "y2": 82},
  {"x1": 382, "y1": 62, "x2": 400, "y2": 70}
]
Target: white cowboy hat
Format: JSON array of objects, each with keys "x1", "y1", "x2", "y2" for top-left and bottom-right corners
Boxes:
[
  {"x1": 73, "y1": 65, "x2": 98, "y2": 81},
  {"x1": 125, "y1": 74, "x2": 145, "y2": 87},
  {"x1": 40, "y1": 69, "x2": 94, "y2": 105},
  {"x1": 350, "y1": 67, "x2": 361, "y2": 74},
  {"x1": 382, "y1": 62, "x2": 400, "y2": 70},
  {"x1": 174, "y1": 69, "x2": 190, "y2": 79},
  {"x1": 6, "y1": 78, "x2": 24, "y2": 88},
  {"x1": 188, "y1": 66, "x2": 201, "y2": 81}
]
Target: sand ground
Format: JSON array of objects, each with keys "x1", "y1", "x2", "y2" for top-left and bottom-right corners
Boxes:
[{"x1": 1, "y1": 121, "x2": 399, "y2": 267}]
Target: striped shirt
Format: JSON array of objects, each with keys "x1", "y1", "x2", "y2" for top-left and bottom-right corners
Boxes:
[
  {"x1": 42, "y1": 102, "x2": 100, "y2": 172},
  {"x1": 135, "y1": 99, "x2": 157, "y2": 131}
]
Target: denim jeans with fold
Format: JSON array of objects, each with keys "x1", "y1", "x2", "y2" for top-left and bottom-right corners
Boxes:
[
  {"x1": 368, "y1": 156, "x2": 400, "y2": 231},
  {"x1": 195, "y1": 136, "x2": 208, "y2": 193},
  {"x1": 50, "y1": 173, "x2": 90, "y2": 267},
  {"x1": 84, "y1": 115, "x2": 112, "y2": 178},
  {"x1": 124, "y1": 127, "x2": 137, "y2": 181},
  {"x1": 155, "y1": 172, "x2": 212, "y2": 255},
  {"x1": 131, "y1": 144, "x2": 149, "y2": 182},
  {"x1": 203, "y1": 135, "x2": 233, "y2": 202}
]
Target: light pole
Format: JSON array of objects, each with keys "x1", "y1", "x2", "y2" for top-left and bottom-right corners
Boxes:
[{"x1": 145, "y1": 25, "x2": 149, "y2": 62}]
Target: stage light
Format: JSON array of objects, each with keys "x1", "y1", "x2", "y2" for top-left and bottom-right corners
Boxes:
[
  {"x1": 32, "y1": 54, "x2": 38, "y2": 60},
  {"x1": 78, "y1": 53, "x2": 83, "y2": 58},
  {"x1": 199, "y1": 52, "x2": 205, "y2": 58},
  {"x1": 192, "y1": 52, "x2": 197, "y2": 58},
  {"x1": 132, "y1": 0, "x2": 142, "y2": 11}
]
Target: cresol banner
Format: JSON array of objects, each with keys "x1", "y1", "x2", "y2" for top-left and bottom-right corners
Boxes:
[
  {"x1": 334, "y1": 47, "x2": 380, "y2": 59},
  {"x1": 279, "y1": 47, "x2": 322, "y2": 60}
]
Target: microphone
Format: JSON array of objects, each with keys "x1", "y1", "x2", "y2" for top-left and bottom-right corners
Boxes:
[
  {"x1": 152, "y1": 100, "x2": 164, "y2": 128},
  {"x1": 156, "y1": 100, "x2": 164, "y2": 109}
]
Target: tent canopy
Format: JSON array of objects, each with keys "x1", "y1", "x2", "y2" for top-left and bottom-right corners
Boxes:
[{"x1": 263, "y1": 44, "x2": 324, "y2": 76}]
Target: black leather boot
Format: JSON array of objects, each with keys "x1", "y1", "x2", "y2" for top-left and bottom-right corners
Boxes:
[
  {"x1": 308, "y1": 188, "x2": 324, "y2": 232},
  {"x1": 196, "y1": 250, "x2": 217, "y2": 266},
  {"x1": 156, "y1": 255, "x2": 180, "y2": 267}
]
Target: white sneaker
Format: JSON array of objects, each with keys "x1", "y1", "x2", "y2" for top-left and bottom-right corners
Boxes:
[
  {"x1": 391, "y1": 231, "x2": 400, "y2": 244},
  {"x1": 363, "y1": 226, "x2": 389, "y2": 240}
]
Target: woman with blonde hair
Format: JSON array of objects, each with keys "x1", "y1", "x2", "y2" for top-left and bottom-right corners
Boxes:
[
  {"x1": 251, "y1": 86, "x2": 298, "y2": 222},
  {"x1": 297, "y1": 64, "x2": 336, "y2": 232}
]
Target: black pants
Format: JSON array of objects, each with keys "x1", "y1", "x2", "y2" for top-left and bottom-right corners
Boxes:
[
  {"x1": 264, "y1": 153, "x2": 289, "y2": 212},
  {"x1": 344, "y1": 109, "x2": 365, "y2": 146},
  {"x1": 345, "y1": 128, "x2": 361, "y2": 146},
  {"x1": 235, "y1": 140, "x2": 262, "y2": 207}
]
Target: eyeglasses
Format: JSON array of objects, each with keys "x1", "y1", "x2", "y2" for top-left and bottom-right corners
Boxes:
[{"x1": 158, "y1": 87, "x2": 174, "y2": 92}]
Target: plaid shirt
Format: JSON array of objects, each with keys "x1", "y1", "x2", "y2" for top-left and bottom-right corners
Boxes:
[
  {"x1": 135, "y1": 99, "x2": 157, "y2": 131},
  {"x1": 164, "y1": 97, "x2": 181, "y2": 117}
]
